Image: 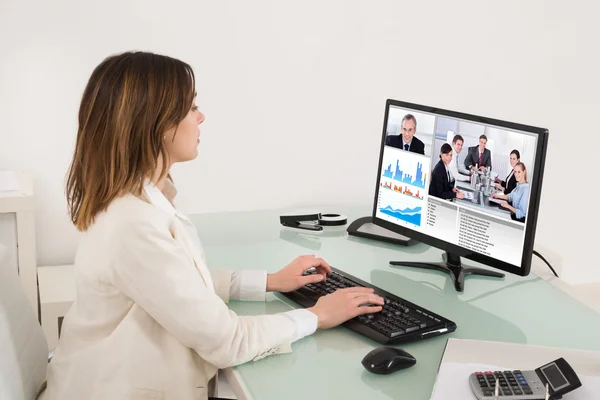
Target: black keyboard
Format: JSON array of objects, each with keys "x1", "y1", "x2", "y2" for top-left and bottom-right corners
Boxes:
[{"x1": 280, "y1": 267, "x2": 457, "y2": 345}]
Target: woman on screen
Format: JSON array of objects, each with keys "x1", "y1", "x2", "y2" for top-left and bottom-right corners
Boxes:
[
  {"x1": 429, "y1": 143, "x2": 465, "y2": 200},
  {"x1": 491, "y1": 162, "x2": 529, "y2": 223},
  {"x1": 40, "y1": 51, "x2": 384, "y2": 400},
  {"x1": 495, "y1": 149, "x2": 520, "y2": 195}
]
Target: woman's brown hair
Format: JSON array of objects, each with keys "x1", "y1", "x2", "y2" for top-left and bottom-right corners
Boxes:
[{"x1": 66, "y1": 51, "x2": 195, "y2": 231}]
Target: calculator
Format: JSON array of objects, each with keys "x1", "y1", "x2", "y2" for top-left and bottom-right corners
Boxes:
[{"x1": 469, "y1": 357, "x2": 582, "y2": 399}]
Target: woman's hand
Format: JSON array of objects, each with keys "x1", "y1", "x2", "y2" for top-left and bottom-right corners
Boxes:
[
  {"x1": 499, "y1": 201, "x2": 516, "y2": 213},
  {"x1": 456, "y1": 191, "x2": 465, "y2": 199},
  {"x1": 308, "y1": 287, "x2": 384, "y2": 329},
  {"x1": 495, "y1": 183, "x2": 504, "y2": 191},
  {"x1": 267, "y1": 255, "x2": 331, "y2": 293}
]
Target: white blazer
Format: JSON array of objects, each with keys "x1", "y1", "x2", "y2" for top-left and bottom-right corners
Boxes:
[{"x1": 41, "y1": 183, "x2": 309, "y2": 400}]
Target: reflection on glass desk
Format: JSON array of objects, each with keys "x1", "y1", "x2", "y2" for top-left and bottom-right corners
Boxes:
[
  {"x1": 454, "y1": 180, "x2": 512, "y2": 220},
  {"x1": 188, "y1": 207, "x2": 600, "y2": 400}
]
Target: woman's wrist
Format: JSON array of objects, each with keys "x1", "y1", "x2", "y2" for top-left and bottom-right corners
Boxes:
[
  {"x1": 307, "y1": 306, "x2": 324, "y2": 329},
  {"x1": 266, "y1": 273, "x2": 281, "y2": 292}
]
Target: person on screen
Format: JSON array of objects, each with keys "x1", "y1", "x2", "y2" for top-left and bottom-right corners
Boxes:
[
  {"x1": 385, "y1": 113, "x2": 425, "y2": 154},
  {"x1": 429, "y1": 143, "x2": 465, "y2": 200},
  {"x1": 495, "y1": 149, "x2": 520, "y2": 195},
  {"x1": 449, "y1": 134, "x2": 471, "y2": 182},
  {"x1": 40, "y1": 51, "x2": 385, "y2": 400},
  {"x1": 491, "y1": 162, "x2": 529, "y2": 223},
  {"x1": 464, "y1": 134, "x2": 492, "y2": 171}
]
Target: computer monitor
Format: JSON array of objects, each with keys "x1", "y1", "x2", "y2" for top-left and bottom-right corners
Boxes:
[{"x1": 372, "y1": 99, "x2": 548, "y2": 291}]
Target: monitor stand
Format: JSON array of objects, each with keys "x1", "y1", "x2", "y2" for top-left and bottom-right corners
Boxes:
[
  {"x1": 346, "y1": 216, "x2": 418, "y2": 246},
  {"x1": 390, "y1": 251, "x2": 505, "y2": 292}
]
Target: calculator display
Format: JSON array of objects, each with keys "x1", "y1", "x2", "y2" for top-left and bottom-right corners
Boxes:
[{"x1": 540, "y1": 363, "x2": 569, "y2": 390}]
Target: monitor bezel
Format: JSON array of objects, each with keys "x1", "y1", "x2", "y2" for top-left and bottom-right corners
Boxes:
[{"x1": 371, "y1": 99, "x2": 549, "y2": 277}]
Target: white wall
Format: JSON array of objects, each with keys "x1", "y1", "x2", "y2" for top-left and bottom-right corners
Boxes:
[{"x1": 1, "y1": 0, "x2": 598, "y2": 284}]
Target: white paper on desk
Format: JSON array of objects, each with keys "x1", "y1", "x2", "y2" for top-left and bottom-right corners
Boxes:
[
  {"x1": 0, "y1": 171, "x2": 20, "y2": 192},
  {"x1": 462, "y1": 191, "x2": 474, "y2": 200},
  {"x1": 429, "y1": 362, "x2": 599, "y2": 400},
  {"x1": 488, "y1": 197, "x2": 504, "y2": 205}
]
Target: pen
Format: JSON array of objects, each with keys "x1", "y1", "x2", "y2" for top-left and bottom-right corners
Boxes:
[
  {"x1": 494, "y1": 378, "x2": 499, "y2": 400},
  {"x1": 545, "y1": 383, "x2": 549, "y2": 400}
]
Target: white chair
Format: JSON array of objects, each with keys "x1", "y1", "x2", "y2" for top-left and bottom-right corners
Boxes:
[
  {"x1": 0, "y1": 244, "x2": 49, "y2": 400},
  {"x1": 37, "y1": 265, "x2": 75, "y2": 350}
]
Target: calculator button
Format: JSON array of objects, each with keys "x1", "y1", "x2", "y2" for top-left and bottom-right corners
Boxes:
[
  {"x1": 502, "y1": 389, "x2": 512, "y2": 396},
  {"x1": 482, "y1": 388, "x2": 494, "y2": 396},
  {"x1": 523, "y1": 387, "x2": 533, "y2": 395},
  {"x1": 513, "y1": 389, "x2": 524, "y2": 395}
]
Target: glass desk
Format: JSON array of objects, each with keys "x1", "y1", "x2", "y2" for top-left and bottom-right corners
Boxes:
[{"x1": 188, "y1": 206, "x2": 600, "y2": 400}]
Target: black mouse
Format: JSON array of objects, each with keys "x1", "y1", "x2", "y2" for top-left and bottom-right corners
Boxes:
[{"x1": 361, "y1": 347, "x2": 416, "y2": 374}]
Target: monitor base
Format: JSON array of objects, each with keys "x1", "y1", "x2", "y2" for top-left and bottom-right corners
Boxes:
[
  {"x1": 347, "y1": 216, "x2": 418, "y2": 246},
  {"x1": 389, "y1": 251, "x2": 505, "y2": 292}
]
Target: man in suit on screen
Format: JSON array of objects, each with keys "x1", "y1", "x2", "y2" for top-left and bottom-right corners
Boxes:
[
  {"x1": 464, "y1": 134, "x2": 492, "y2": 172},
  {"x1": 385, "y1": 114, "x2": 425, "y2": 155}
]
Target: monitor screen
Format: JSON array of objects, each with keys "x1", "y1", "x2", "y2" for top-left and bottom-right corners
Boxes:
[{"x1": 372, "y1": 100, "x2": 548, "y2": 275}]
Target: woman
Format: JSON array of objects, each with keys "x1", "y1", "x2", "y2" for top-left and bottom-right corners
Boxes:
[
  {"x1": 429, "y1": 143, "x2": 465, "y2": 200},
  {"x1": 40, "y1": 52, "x2": 384, "y2": 400},
  {"x1": 494, "y1": 149, "x2": 520, "y2": 195},
  {"x1": 491, "y1": 162, "x2": 529, "y2": 223}
]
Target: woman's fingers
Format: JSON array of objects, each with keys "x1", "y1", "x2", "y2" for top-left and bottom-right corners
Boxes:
[{"x1": 353, "y1": 293, "x2": 385, "y2": 306}]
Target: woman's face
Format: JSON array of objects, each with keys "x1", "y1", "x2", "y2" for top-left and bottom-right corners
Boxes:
[
  {"x1": 514, "y1": 165, "x2": 526, "y2": 183},
  {"x1": 164, "y1": 97, "x2": 205, "y2": 164},
  {"x1": 509, "y1": 153, "x2": 519, "y2": 168},
  {"x1": 441, "y1": 151, "x2": 453, "y2": 166}
]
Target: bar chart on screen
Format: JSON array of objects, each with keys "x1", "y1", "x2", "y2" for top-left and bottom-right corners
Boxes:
[{"x1": 381, "y1": 149, "x2": 429, "y2": 190}]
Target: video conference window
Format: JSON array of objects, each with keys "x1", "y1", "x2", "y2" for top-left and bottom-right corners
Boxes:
[
  {"x1": 384, "y1": 108, "x2": 435, "y2": 158},
  {"x1": 376, "y1": 105, "x2": 538, "y2": 267}
]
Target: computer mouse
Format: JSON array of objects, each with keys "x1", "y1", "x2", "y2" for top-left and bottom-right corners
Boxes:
[{"x1": 361, "y1": 347, "x2": 416, "y2": 374}]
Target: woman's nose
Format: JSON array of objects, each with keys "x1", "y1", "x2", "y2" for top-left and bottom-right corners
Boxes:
[{"x1": 197, "y1": 111, "x2": 205, "y2": 125}]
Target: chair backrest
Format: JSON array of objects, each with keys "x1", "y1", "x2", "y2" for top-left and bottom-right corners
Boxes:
[{"x1": 0, "y1": 244, "x2": 48, "y2": 400}]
